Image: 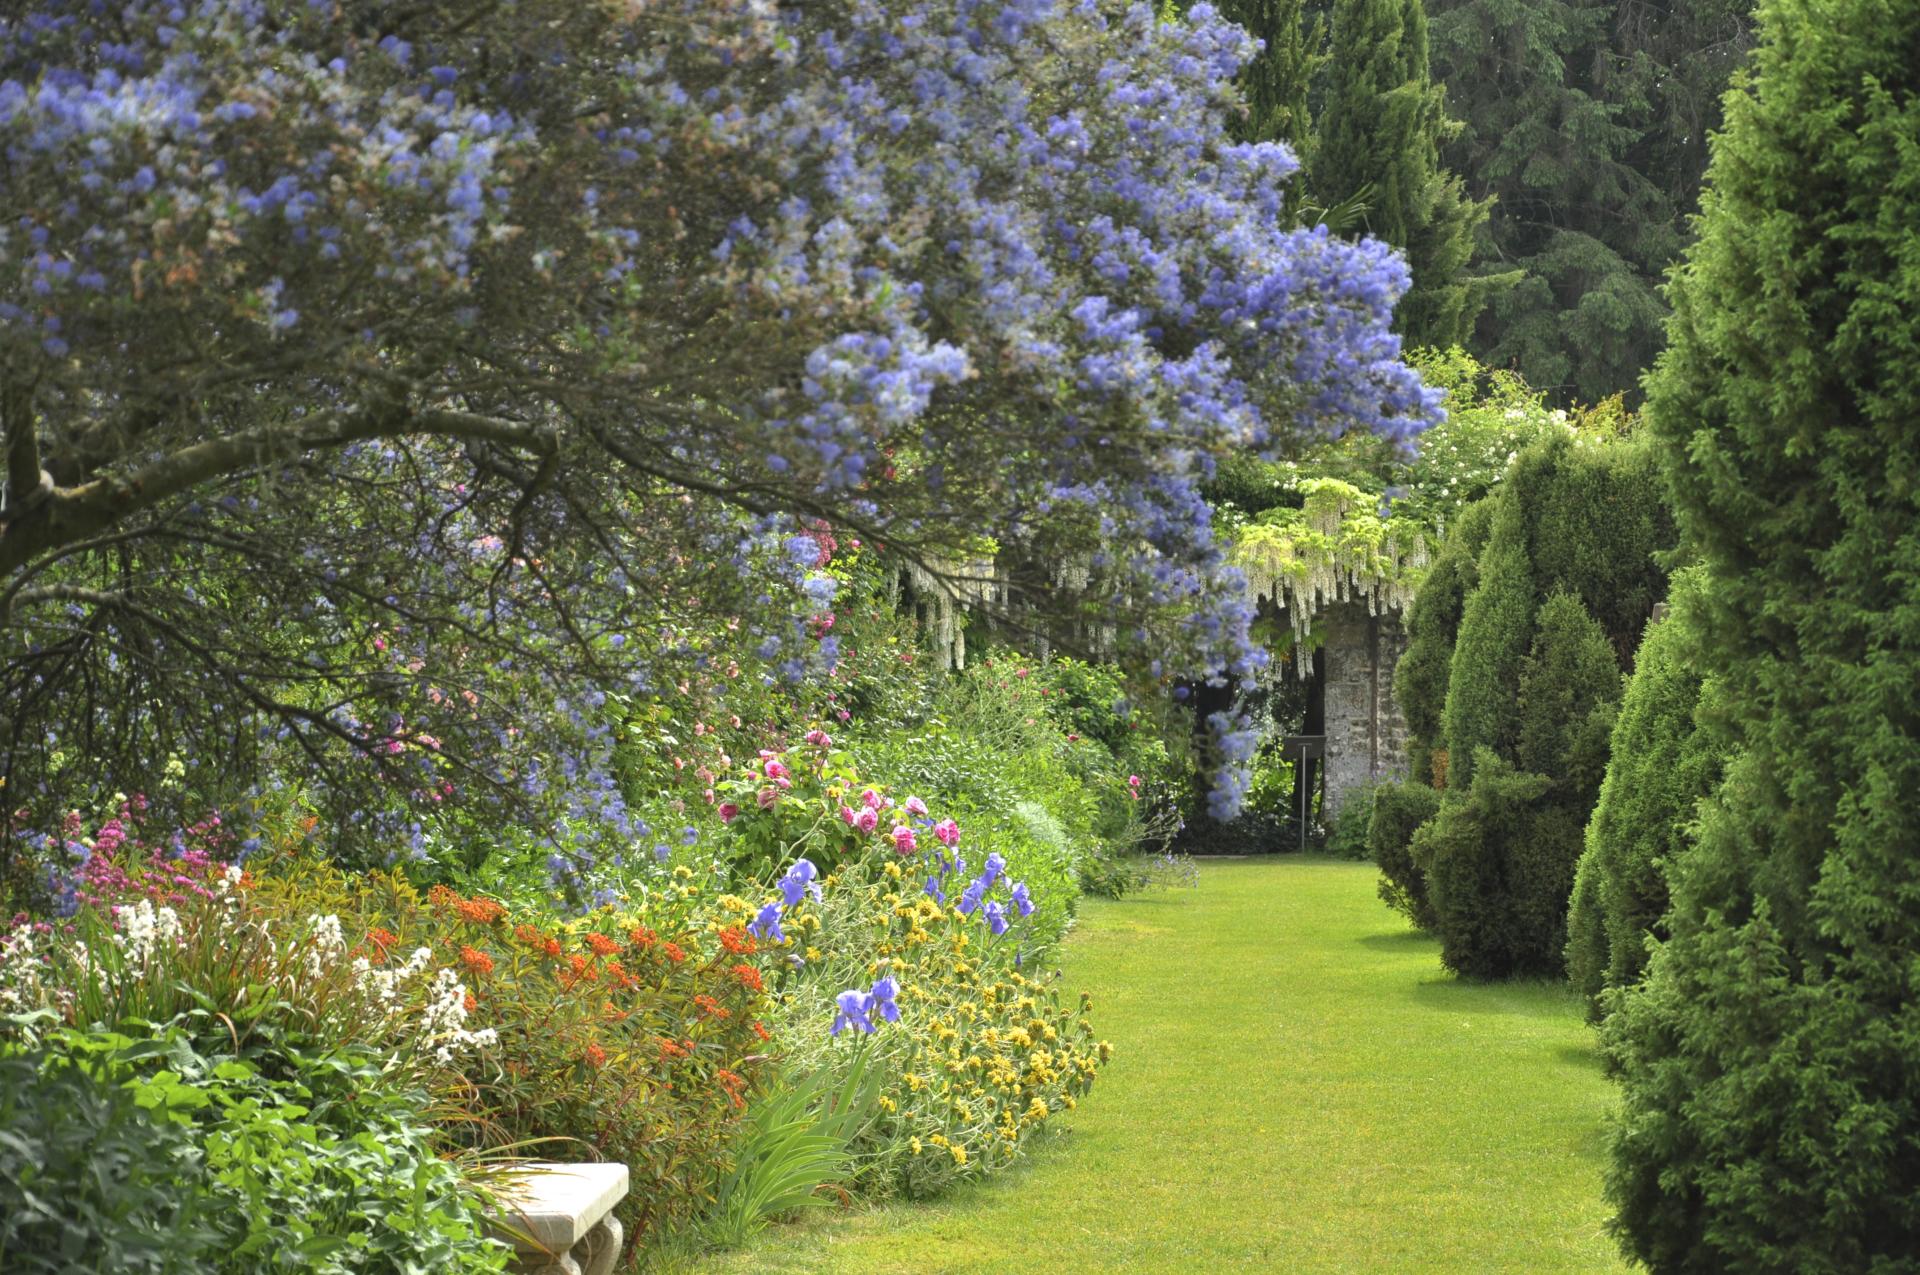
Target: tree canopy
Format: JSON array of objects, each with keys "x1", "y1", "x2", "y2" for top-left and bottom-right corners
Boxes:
[{"x1": 0, "y1": 1, "x2": 1440, "y2": 880}]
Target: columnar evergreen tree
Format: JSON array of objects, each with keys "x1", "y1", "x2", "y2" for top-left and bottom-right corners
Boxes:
[
  {"x1": 1603, "y1": 0, "x2": 1920, "y2": 1264},
  {"x1": 1411, "y1": 431, "x2": 1670, "y2": 977},
  {"x1": 1311, "y1": 0, "x2": 1492, "y2": 346},
  {"x1": 1427, "y1": 0, "x2": 1753, "y2": 403},
  {"x1": 1395, "y1": 495, "x2": 1495, "y2": 784},
  {"x1": 1212, "y1": 0, "x2": 1321, "y2": 151},
  {"x1": 1564, "y1": 567, "x2": 1724, "y2": 1014}
]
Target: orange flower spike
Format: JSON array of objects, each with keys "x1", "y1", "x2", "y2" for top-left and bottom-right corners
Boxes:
[
  {"x1": 544, "y1": 937, "x2": 563, "y2": 958},
  {"x1": 585, "y1": 932, "x2": 619, "y2": 957},
  {"x1": 661, "y1": 942, "x2": 687, "y2": 964},
  {"x1": 752, "y1": 1021, "x2": 771, "y2": 1042},
  {"x1": 730, "y1": 963, "x2": 764, "y2": 992},
  {"x1": 584, "y1": 1043, "x2": 608, "y2": 1068},
  {"x1": 628, "y1": 925, "x2": 657, "y2": 948},
  {"x1": 458, "y1": 945, "x2": 495, "y2": 976}
]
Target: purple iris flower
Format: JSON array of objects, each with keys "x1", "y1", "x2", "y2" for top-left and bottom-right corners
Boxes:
[
  {"x1": 957, "y1": 879, "x2": 985, "y2": 916},
  {"x1": 979, "y1": 852, "x2": 1006, "y2": 888},
  {"x1": 1010, "y1": 881, "x2": 1034, "y2": 918},
  {"x1": 983, "y1": 900, "x2": 1010, "y2": 936},
  {"x1": 831, "y1": 988, "x2": 874, "y2": 1036},
  {"x1": 925, "y1": 876, "x2": 945, "y2": 904},
  {"x1": 748, "y1": 901, "x2": 785, "y2": 942},
  {"x1": 869, "y1": 977, "x2": 900, "y2": 1023},
  {"x1": 778, "y1": 857, "x2": 821, "y2": 907}
]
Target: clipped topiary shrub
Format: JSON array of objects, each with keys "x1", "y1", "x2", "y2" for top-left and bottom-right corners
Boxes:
[
  {"x1": 1424, "y1": 593, "x2": 1622, "y2": 977},
  {"x1": 1370, "y1": 780, "x2": 1442, "y2": 928},
  {"x1": 1564, "y1": 570, "x2": 1725, "y2": 1014},
  {"x1": 1602, "y1": 0, "x2": 1920, "y2": 1263},
  {"x1": 1395, "y1": 497, "x2": 1496, "y2": 780}
]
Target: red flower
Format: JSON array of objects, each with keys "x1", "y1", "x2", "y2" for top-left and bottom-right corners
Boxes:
[
  {"x1": 458, "y1": 945, "x2": 495, "y2": 976},
  {"x1": 752, "y1": 1021, "x2": 771, "y2": 1042},
  {"x1": 693, "y1": 993, "x2": 731, "y2": 1020},
  {"x1": 661, "y1": 941, "x2": 687, "y2": 964},
  {"x1": 718, "y1": 926, "x2": 757, "y2": 956},
  {"x1": 585, "y1": 932, "x2": 619, "y2": 957},
  {"x1": 628, "y1": 925, "x2": 657, "y2": 949},
  {"x1": 716, "y1": 1068, "x2": 747, "y2": 1109},
  {"x1": 731, "y1": 963, "x2": 763, "y2": 992},
  {"x1": 584, "y1": 1043, "x2": 608, "y2": 1068}
]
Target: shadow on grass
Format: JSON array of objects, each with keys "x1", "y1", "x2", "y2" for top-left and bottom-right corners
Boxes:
[
  {"x1": 1355, "y1": 928, "x2": 1435, "y2": 952},
  {"x1": 1401, "y1": 974, "x2": 1587, "y2": 1017}
]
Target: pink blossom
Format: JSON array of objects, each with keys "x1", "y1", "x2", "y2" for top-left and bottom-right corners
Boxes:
[
  {"x1": 718, "y1": 803, "x2": 740, "y2": 823},
  {"x1": 904, "y1": 796, "x2": 928, "y2": 817},
  {"x1": 765, "y1": 759, "x2": 790, "y2": 781},
  {"x1": 934, "y1": 819, "x2": 961, "y2": 848},
  {"x1": 892, "y1": 825, "x2": 917, "y2": 853},
  {"x1": 861, "y1": 788, "x2": 884, "y2": 811},
  {"x1": 1015, "y1": 667, "x2": 1029, "y2": 678},
  {"x1": 1128, "y1": 774, "x2": 1142, "y2": 788},
  {"x1": 839, "y1": 805, "x2": 858, "y2": 826},
  {"x1": 757, "y1": 787, "x2": 780, "y2": 810},
  {"x1": 854, "y1": 808, "x2": 879, "y2": 834}
]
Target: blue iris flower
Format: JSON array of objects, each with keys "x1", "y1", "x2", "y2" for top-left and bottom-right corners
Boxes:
[
  {"x1": 748, "y1": 901, "x2": 786, "y2": 943},
  {"x1": 979, "y1": 852, "x2": 1006, "y2": 888},
  {"x1": 924, "y1": 876, "x2": 945, "y2": 904},
  {"x1": 983, "y1": 900, "x2": 1010, "y2": 936},
  {"x1": 831, "y1": 988, "x2": 874, "y2": 1036},
  {"x1": 779, "y1": 857, "x2": 823, "y2": 907},
  {"x1": 1010, "y1": 881, "x2": 1034, "y2": 918},
  {"x1": 869, "y1": 977, "x2": 901, "y2": 1023},
  {"x1": 957, "y1": 879, "x2": 985, "y2": 916}
]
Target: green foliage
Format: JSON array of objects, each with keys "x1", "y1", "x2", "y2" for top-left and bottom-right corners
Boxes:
[
  {"x1": 1603, "y1": 0, "x2": 1920, "y2": 1263},
  {"x1": 1424, "y1": 594, "x2": 1622, "y2": 977},
  {"x1": 1311, "y1": 0, "x2": 1493, "y2": 347},
  {"x1": 1324, "y1": 782, "x2": 1379, "y2": 860},
  {"x1": 1212, "y1": 0, "x2": 1322, "y2": 153},
  {"x1": 0, "y1": 1021, "x2": 505, "y2": 1275},
  {"x1": 700, "y1": 1058, "x2": 879, "y2": 1249},
  {"x1": 1369, "y1": 780, "x2": 1443, "y2": 927},
  {"x1": 1428, "y1": 0, "x2": 1754, "y2": 403},
  {"x1": 1564, "y1": 573, "x2": 1724, "y2": 1012},
  {"x1": 1395, "y1": 496, "x2": 1495, "y2": 777}
]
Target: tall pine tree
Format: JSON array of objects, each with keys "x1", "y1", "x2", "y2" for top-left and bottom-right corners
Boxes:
[
  {"x1": 1311, "y1": 0, "x2": 1495, "y2": 347},
  {"x1": 1603, "y1": 0, "x2": 1920, "y2": 1264},
  {"x1": 1212, "y1": 0, "x2": 1320, "y2": 152}
]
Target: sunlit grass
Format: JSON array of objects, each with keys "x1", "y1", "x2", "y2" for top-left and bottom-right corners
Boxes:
[{"x1": 672, "y1": 857, "x2": 1628, "y2": 1274}]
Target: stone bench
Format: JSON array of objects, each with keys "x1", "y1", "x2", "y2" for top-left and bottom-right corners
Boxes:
[{"x1": 486, "y1": 1161, "x2": 628, "y2": 1275}]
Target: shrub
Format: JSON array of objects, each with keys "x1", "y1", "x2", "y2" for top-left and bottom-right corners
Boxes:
[
  {"x1": 1603, "y1": 0, "x2": 1920, "y2": 1263},
  {"x1": 1324, "y1": 782, "x2": 1378, "y2": 861},
  {"x1": 1370, "y1": 781, "x2": 1442, "y2": 928},
  {"x1": 1396, "y1": 496, "x2": 1496, "y2": 778},
  {"x1": 1564, "y1": 573, "x2": 1724, "y2": 1013},
  {"x1": 1423, "y1": 595, "x2": 1621, "y2": 977},
  {"x1": 0, "y1": 1021, "x2": 506, "y2": 1274}
]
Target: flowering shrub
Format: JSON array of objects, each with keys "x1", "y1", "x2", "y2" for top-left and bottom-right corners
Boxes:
[
  {"x1": 384, "y1": 885, "x2": 775, "y2": 1242},
  {"x1": 764, "y1": 851, "x2": 1109, "y2": 1197}
]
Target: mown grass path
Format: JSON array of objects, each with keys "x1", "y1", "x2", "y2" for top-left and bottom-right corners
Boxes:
[{"x1": 684, "y1": 857, "x2": 1627, "y2": 1274}]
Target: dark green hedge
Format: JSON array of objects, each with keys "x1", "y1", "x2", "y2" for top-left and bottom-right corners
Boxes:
[{"x1": 1370, "y1": 779, "x2": 1442, "y2": 928}]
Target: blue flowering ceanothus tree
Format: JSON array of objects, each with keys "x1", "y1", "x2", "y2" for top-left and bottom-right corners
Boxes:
[{"x1": 0, "y1": 1, "x2": 1435, "y2": 872}]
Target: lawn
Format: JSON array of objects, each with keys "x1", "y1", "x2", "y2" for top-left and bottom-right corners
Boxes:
[{"x1": 675, "y1": 856, "x2": 1628, "y2": 1274}]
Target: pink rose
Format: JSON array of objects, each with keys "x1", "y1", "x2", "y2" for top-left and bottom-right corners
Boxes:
[
  {"x1": 904, "y1": 796, "x2": 928, "y2": 817},
  {"x1": 718, "y1": 803, "x2": 740, "y2": 823},
  {"x1": 934, "y1": 818, "x2": 961, "y2": 848},
  {"x1": 839, "y1": 805, "x2": 858, "y2": 826},
  {"x1": 861, "y1": 789, "x2": 884, "y2": 811},
  {"x1": 757, "y1": 787, "x2": 780, "y2": 810},
  {"x1": 765, "y1": 759, "x2": 790, "y2": 780},
  {"x1": 855, "y1": 808, "x2": 879, "y2": 834},
  {"x1": 892, "y1": 825, "x2": 917, "y2": 853}
]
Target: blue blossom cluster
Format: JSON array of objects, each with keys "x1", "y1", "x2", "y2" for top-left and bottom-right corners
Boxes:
[{"x1": 2, "y1": 0, "x2": 1445, "y2": 827}]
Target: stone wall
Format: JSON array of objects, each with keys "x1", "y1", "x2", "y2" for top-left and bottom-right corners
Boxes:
[{"x1": 1319, "y1": 602, "x2": 1411, "y2": 822}]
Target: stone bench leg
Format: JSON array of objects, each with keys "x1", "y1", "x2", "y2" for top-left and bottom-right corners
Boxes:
[{"x1": 515, "y1": 1216, "x2": 623, "y2": 1275}]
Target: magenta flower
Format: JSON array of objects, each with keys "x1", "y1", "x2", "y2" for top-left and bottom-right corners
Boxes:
[
  {"x1": 860, "y1": 788, "x2": 884, "y2": 810},
  {"x1": 839, "y1": 805, "x2": 858, "y2": 826},
  {"x1": 892, "y1": 825, "x2": 917, "y2": 854},
  {"x1": 765, "y1": 759, "x2": 790, "y2": 781},
  {"x1": 904, "y1": 796, "x2": 928, "y2": 816},
  {"x1": 933, "y1": 818, "x2": 961, "y2": 847},
  {"x1": 855, "y1": 807, "x2": 879, "y2": 834},
  {"x1": 718, "y1": 802, "x2": 740, "y2": 823}
]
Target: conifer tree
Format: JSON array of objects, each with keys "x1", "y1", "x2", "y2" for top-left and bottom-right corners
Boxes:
[
  {"x1": 1212, "y1": 0, "x2": 1321, "y2": 152},
  {"x1": 1604, "y1": 0, "x2": 1920, "y2": 1263},
  {"x1": 1311, "y1": 0, "x2": 1492, "y2": 346}
]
